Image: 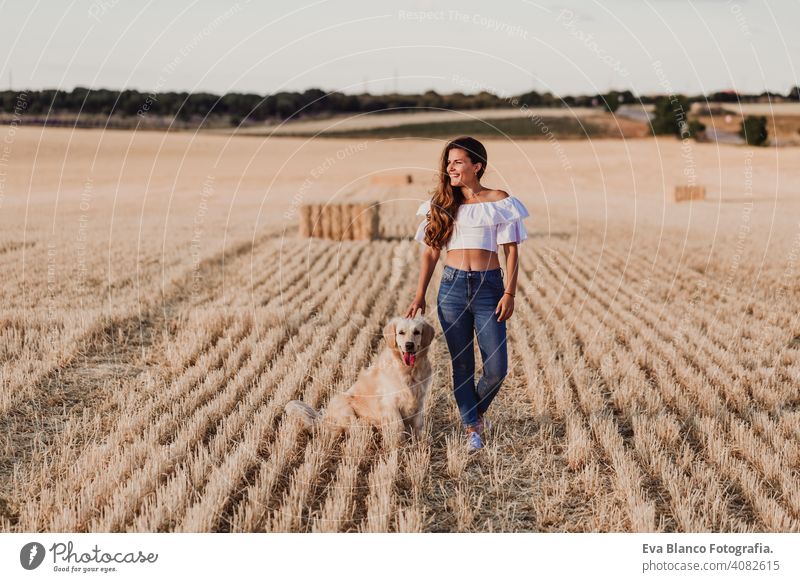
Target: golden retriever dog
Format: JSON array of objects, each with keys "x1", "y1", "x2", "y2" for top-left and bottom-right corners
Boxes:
[{"x1": 285, "y1": 315, "x2": 435, "y2": 441}]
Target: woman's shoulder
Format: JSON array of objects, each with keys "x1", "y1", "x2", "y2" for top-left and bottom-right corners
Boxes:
[{"x1": 481, "y1": 189, "x2": 511, "y2": 202}]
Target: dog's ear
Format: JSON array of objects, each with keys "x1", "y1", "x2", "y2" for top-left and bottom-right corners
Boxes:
[
  {"x1": 421, "y1": 320, "x2": 435, "y2": 350},
  {"x1": 383, "y1": 318, "x2": 398, "y2": 350}
]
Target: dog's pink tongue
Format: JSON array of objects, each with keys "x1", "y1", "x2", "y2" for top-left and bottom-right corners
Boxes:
[{"x1": 403, "y1": 352, "x2": 416, "y2": 366}]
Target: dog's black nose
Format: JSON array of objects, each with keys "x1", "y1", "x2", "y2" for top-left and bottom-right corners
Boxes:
[{"x1": 404, "y1": 342, "x2": 415, "y2": 351}]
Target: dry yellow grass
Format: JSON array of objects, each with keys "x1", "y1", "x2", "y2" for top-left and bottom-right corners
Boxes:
[{"x1": 1, "y1": 125, "x2": 799, "y2": 532}]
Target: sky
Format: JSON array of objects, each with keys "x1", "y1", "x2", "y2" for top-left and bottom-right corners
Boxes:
[{"x1": 0, "y1": 0, "x2": 797, "y2": 97}]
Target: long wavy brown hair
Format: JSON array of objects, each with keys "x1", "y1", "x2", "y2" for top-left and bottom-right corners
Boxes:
[{"x1": 422, "y1": 136, "x2": 488, "y2": 249}]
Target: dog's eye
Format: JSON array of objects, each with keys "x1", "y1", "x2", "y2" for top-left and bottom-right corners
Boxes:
[
  {"x1": 398, "y1": 331, "x2": 405, "y2": 335},
  {"x1": 414, "y1": 330, "x2": 421, "y2": 335}
]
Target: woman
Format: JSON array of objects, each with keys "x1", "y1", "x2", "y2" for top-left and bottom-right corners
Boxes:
[{"x1": 404, "y1": 136, "x2": 529, "y2": 452}]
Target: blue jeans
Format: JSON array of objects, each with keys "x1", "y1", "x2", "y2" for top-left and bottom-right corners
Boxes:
[{"x1": 437, "y1": 265, "x2": 508, "y2": 429}]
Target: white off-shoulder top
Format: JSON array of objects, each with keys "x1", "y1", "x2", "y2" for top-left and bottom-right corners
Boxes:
[{"x1": 414, "y1": 195, "x2": 530, "y2": 252}]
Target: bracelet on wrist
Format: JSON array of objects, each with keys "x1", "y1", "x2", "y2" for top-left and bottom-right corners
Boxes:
[{"x1": 504, "y1": 291, "x2": 515, "y2": 297}]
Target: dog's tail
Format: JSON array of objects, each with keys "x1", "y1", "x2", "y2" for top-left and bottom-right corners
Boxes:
[{"x1": 284, "y1": 400, "x2": 319, "y2": 430}]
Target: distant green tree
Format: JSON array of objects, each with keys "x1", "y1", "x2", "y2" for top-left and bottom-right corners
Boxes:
[
  {"x1": 709, "y1": 90, "x2": 740, "y2": 102},
  {"x1": 421, "y1": 90, "x2": 445, "y2": 109},
  {"x1": 688, "y1": 119, "x2": 706, "y2": 139},
  {"x1": 600, "y1": 91, "x2": 620, "y2": 113},
  {"x1": 739, "y1": 115, "x2": 769, "y2": 146},
  {"x1": 274, "y1": 93, "x2": 298, "y2": 119},
  {"x1": 617, "y1": 90, "x2": 635, "y2": 104},
  {"x1": 650, "y1": 94, "x2": 703, "y2": 139},
  {"x1": 518, "y1": 90, "x2": 543, "y2": 107}
]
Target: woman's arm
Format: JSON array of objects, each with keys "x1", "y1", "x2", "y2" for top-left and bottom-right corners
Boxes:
[
  {"x1": 495, "y1": 243, "x2": 518, "y2": 322},
  {"x1": 405, "y1": 246, "x2": 440, "y2": 317},
  {"x1": 501, "y1": 243, "x2": 519, "y2": 296}
]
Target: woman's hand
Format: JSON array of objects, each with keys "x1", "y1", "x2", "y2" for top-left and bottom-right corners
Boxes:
[
  {"x1": 405, "y1": 296, "x2": 426, "y2": 318},
  {"x1": 495, "y1": 293, "x2": 514, "y2": 322}
]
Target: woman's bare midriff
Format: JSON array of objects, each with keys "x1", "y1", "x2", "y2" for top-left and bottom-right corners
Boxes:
[{"x1": 444, "y1": 248, "x2": 501, "y2": 271}]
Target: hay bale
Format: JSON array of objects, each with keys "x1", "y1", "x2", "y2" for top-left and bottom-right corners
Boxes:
[
  {"x1": 352, "y1": 203, "x2": 364, "y2": 240},
  {"x1": 320, "y1": 206, "x2": 332, "y2": 239},
  {"x1": 360, "y1": 204, "x2": 379, "y2": 240},
  {"x1": 329, "y1": 204, "x2": 342, "y2": 240},
  {"x1": 340, "y1": 204, "x2": 351, "y2": 240},
  {"x1": 369, "y1": 174, "x2": 413, "y2": 186},
  {"x1": 674, "y1": 185, "x2": 706, "y2": 202},
  {"x1": 344, "y1": 204, "x2": 358, "y2": 240},
  {"x1": 299, "y1": 205, "x2": 312, "y2": 237},
  {"x1": 370, "y1": 205, "x2": 380, "y2": 239},
  {"x1": 298, "y1": 202, "x2": 380, "y2": 240},
  {"x1": 310, "y1": 204, "x2": 323, "y2": 238}
]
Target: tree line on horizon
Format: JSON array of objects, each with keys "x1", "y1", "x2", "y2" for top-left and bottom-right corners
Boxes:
[{"x1": 1, "y1": 86, "x2": 798, "y2": 126}]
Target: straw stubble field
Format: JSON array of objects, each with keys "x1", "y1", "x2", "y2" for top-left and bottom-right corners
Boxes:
[{"x1": 1, "y1": 126, "x2": 799, "y2": 532}]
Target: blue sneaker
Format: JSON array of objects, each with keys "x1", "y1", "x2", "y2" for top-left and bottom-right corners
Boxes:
[{"x1": 466, "y1": 428, "x2": 483, "y2": 452}]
